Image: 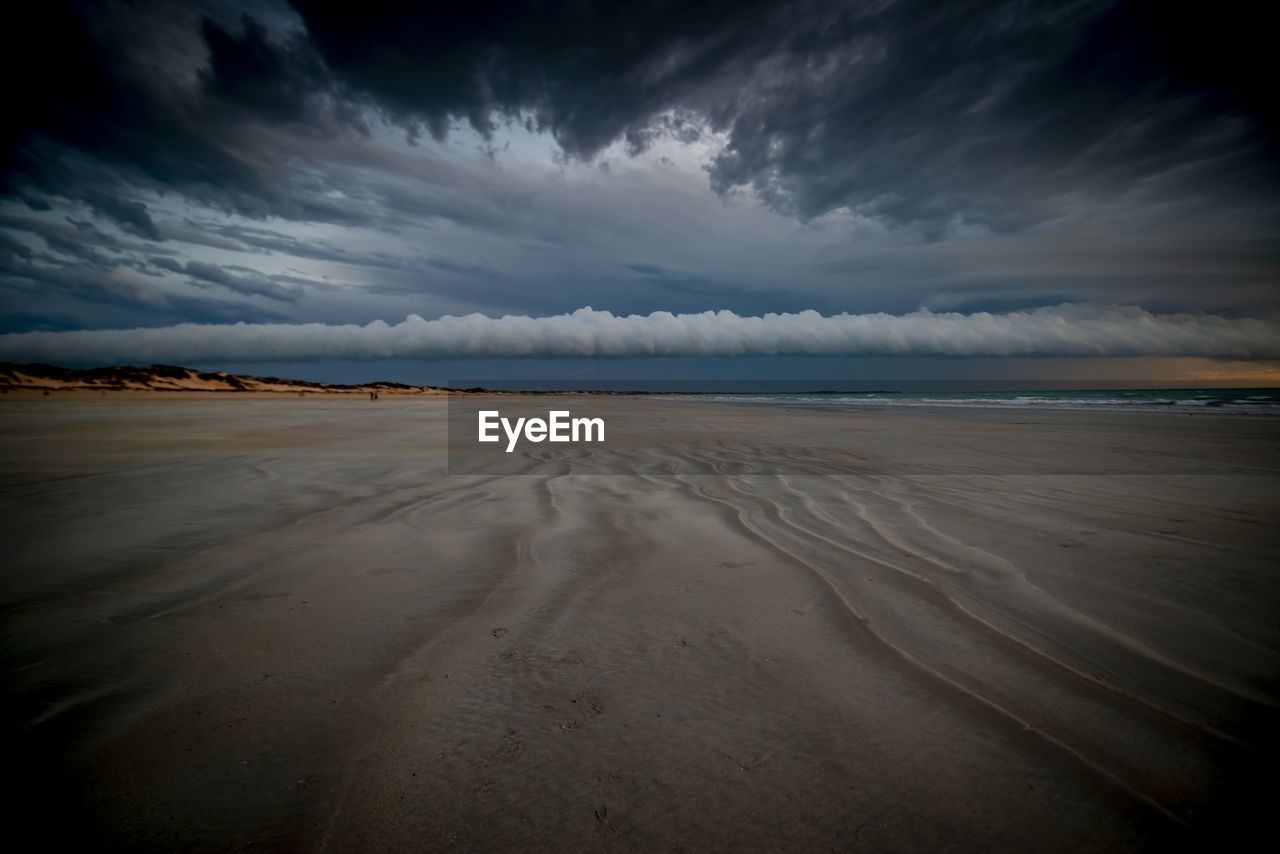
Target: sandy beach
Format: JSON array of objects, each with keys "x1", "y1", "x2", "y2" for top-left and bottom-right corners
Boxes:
[{"x1": 2, "y1": 394, "x2": 1278, "y2": 851}]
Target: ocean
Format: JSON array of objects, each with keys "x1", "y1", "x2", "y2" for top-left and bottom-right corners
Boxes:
[
  {"x1": 450, "y1": 378, "x2": 1280, "y2": 412},
  {"x1": 670, "y1": 387, "x2": 1280, "y2": 412}
]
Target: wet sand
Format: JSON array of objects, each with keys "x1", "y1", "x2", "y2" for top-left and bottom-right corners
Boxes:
[{"x1": 2, "y1": 395, "x2": 1278, "y2": 851}]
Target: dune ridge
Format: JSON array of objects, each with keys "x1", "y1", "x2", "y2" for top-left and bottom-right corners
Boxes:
[{"x1": 0, "y1": 362, "x2": 447, "y2": 394}]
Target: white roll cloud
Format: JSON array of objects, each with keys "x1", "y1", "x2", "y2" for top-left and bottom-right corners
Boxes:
[{"x1": 2, "y1": 305, "x2": 1279, "y2": 364}]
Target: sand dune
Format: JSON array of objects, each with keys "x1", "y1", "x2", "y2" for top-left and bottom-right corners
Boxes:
[
  {"x1": 2, "y1": 395, "x2": 1277, "y2": 850},
  {"x1": 0, "y1": 361, "x2": 448, "y2": 394}
]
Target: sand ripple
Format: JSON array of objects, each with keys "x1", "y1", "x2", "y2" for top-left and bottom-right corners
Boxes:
[{"x1": 2, "y1": 396, "x2": 1277, "y2": 850}]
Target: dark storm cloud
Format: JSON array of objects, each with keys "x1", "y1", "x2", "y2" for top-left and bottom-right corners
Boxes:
[
  {"x1": 704, "y1": 0, "x2": 1277, "y2": 230},
  {"x1": 2, "y1": 0, "x2": 1277, "y2": 352},
  {"x1": 1, "y1": 1, "x2": 360, "y2": 227},
  {"x1": 4, "y1": 1, "x2": 1274, "y2": 237},
  {"x1": 288, "y1": 0, "x2": 1276, "y2": 232},
  {"x1": 199, "y1": 11, "x2": 333, "y2": 125},
  {"x1": 286, "y1": 0, "x2": 780, "y2": 153}
]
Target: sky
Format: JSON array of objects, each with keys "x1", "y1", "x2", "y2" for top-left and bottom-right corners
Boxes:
[{"x1": 1, "y1": 0, "x2": 1278, "y2": 385}]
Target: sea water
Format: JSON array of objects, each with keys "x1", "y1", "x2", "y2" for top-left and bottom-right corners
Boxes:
[{"x1": 674, "y1": 387, "x2": 1280, "y2": 412}]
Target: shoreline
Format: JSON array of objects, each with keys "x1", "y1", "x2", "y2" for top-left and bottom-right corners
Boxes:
[{"x1": 6, "y1": 362, "x2": 1279, "y2": 400}]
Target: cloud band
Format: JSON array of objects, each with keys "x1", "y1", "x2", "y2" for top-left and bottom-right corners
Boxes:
[{"x1": 3, "y1": 306, "x2": 1278, "y2": 364}]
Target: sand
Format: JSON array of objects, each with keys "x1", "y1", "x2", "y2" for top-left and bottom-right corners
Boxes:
[{"x1": 2, "y1": 394, "x2": 1278, "y2": 851}]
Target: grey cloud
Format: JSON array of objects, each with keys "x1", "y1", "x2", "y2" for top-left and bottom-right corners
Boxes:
[
  {"x1": 620, "y1": 263, "x2": 815, "y2": 314},
  {"x1": 2, "y1": 1, "x2": 1275, "y2": 350},
  {"x1": 0, "y1": 223, "x2": 293, "y2": 323},
  {"x1": 3, "y1": 1, "x2": 365, "y2": 230},
  {"x1": 818, "y1": 228, "x2": 1280, "y2": 315},
  {"x1": 199, "y1": 11, "x2": 332, "y2": 125},
  {"x1": 285, "y1": 0, "x2": 1277, "y2": 234},
  {"x1": 268, "y1": 272, "x2": 343, "y2": 291},
  {"x1": 0, "y1": 263, "x2": 290, "y2": 330},
  {"x1": 425, "y1": 257, "x2": 502, "y2": 278},
  {"x1": 288, "y1": 0, "x2": 780, "y2": 155},
  {"x1": 0, "y1": 231, "x2": 34, "y2": 265},
  {"x1": 3, "y1": 255, "x2": 179, "y2": 309},
  {"x1": 3, "y1": 305, "x2": 1277, "y2": 364},
  {"x1": 1, "y1": 220, "x2": 124, "y2": 279},
  {"x1": 131, "y1": 256, "x2": 296, "y2": 301},
  {"x1": 180, "y1": 260, "x2": 299, "y2": 301},
  {"x1": 82, "y1": 190, "x2": 163, "y2": 241},
  {"x1": 159, "y1": 221, "x2": 256, "y2": 252},
  {"x1": 148, "y1": 256, "x2": 185, "y2": 274},
  {"x1": 705, "y1": 1, "x2": 1278, "y2": 232},
  {"x1": 624, "y1": 263, "x2": 666, "y2": 277},
  {"x1": 8, "y1": 1, "x2": 1273, "y2": 241},
  {"x1": 0, "y1": 211, "x2": 154, "y2": 257},
  {"x1": 216, "y1": 224, "x2": 425, "y2": 272},
  {"x1": 163, "y1": 294, "x2": 292, "y2": 325}
]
